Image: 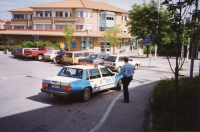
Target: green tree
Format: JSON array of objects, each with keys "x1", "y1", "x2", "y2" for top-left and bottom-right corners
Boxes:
[
  {"x1": 127, "y1": 0, "x2": 172, "y2": 57},
  {"x1": 63, "y1": 22, "x2": 75, "y2": 51},
  {"x1": 102, "y1": 24, "x2": 122, "y2": 54}
]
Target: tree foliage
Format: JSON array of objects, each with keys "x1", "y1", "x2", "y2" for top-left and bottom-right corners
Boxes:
[
  {"x1": 63, "y1": 22, "x2": 75, "y2": 47},
  {"x1": 102, "y1": 24, "x2": 122, "y2": 54}
]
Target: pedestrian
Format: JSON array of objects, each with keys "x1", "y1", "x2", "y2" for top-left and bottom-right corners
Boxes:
[
  {"x1": 117, "y1": 57, "x2": 134, "y2": 103},
  {"x1": 60, "y1": 48, "x2": 65, "y2": 52}
]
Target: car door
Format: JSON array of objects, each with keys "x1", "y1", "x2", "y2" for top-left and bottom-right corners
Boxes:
[
  {"x1": 100, "y1": 68, "x2": 115, "y2": 90},
  {"x1": 88, "y1": 68, "x2": 102, "y2": 93},
  {"x1": 117, "y1": 56, "x2": 125, "y2": 67}
]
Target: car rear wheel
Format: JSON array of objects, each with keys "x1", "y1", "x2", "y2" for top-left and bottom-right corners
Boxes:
[
  {"x1": 38, "y1": 55, "x2": 43, "y2": 61},
  {"x1": 116, "y1": 79, "x2": 122, "y2": 90},
  {"x1": 134, "y1": 64, "x2": 138, "y2": 70},
  {"x1": 53, "y1": 58, "x2": 56, "y2": 62},
  {"x1": 117, "y1": 67, "x2": 121, "y2": 73},
  {"x1": 81, "y1": 88, "x2": 91, "y2": 102}
]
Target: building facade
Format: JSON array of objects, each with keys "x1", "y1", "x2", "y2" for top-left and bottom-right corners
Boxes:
[{"x1": 0, "y1": 0, "x2": 137, "y2": 53}]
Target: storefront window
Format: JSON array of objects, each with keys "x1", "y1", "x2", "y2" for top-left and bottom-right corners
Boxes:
[
  {"x1": 80, "y1": 37, "x2": 94, "y2": 49},
  {"x1": 18, "y1": 35, "x2": 34, "y2": 44},
  {"x1": 5, "y1": 35, "x2": 14, "y2": 46},
  {"x1": 0, "y1": 35, "x2": 3, "y2": 45}
]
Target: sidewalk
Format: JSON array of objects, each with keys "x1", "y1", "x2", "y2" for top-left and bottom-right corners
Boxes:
[{"x1": 96, "y1": 82, "x2": 157, "y2": 132}]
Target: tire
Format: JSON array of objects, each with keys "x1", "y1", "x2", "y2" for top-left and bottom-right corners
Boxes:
[
  {"x1": 53, "y1": 58, "x2": 56, "y2": 62},
  {"x1": 57, "y1": 61, "x2": 61, "y2": 64},
  {"x1": 116, "y1": 79, "x2": 122, "y2": 90},
  {"x1": 81, "y1": 88, "x2": 91, "y2": 102},
  {"x1": 38, "y1": 55, "x2": 43, "y2": 61},
  {"x1": 117, "y1": 67, "x2": 121, "y2": 73},
  {"x1": 134, "y1": 64, "x2": 138, "y2": 70}
]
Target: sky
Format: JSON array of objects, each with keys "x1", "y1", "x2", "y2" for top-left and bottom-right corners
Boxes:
[{"x1": 0, "y1": 0, "x2": 199, "y2": 20}]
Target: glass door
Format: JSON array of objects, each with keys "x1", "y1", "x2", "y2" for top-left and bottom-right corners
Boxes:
[{"x1": 101, "y1": 43, "x2": 111, "y2": 53}]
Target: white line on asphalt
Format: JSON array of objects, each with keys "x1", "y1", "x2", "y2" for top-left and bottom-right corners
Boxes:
[{"x1": 89, "y1": 81, "x2": 154, "y2": 132}]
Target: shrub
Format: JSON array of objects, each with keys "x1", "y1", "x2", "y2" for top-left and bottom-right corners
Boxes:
[
  {"x1": 151, "y1": 75, "x2": 200, "y2": 131},
  {"x1": 0, "y1": 45, "x2": 23, "y2": 51}
]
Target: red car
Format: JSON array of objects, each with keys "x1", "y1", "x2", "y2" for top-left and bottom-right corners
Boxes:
[{"x1": 24, "y1": 46, "x2": 56, "y2": 61}]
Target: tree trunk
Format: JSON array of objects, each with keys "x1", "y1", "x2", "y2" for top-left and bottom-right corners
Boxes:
[
  {"x1": 113, "y1": 44, "x2": 115, "y2": 55},
  {"x1": 147, "y1": 45, "x2": 149, "y2": 58}
]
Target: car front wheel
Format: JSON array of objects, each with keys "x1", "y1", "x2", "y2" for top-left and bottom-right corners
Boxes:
[
  {"x1": 38, "y1": 55, "x2": 43, "y2": 61},
  {"x1": 81, "y1": 88, "x2": 91, "y2": 102},
  {"x1": 116, "y1": 79, "x2": 122, "y2": 90},
  {"x1": 134, "y1": 64, "x2": 138, "y2": 70}
]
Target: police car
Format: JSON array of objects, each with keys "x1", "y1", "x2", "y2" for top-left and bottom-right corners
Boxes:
[{"x1": 41, "y1": 65, "x2": 123, "y2": 102}]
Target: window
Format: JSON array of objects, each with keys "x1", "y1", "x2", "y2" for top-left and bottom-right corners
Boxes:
[
  {"x1": 65, "y1": 53, "x2": 72, "y2": 58},
  {"x1": 86, "y1": 70, "x2": 90, "y2": 80},
  {"x1": 105, "y1": 56, "x2": 117, "y2": 62},
  {"x1": 86, "y1": 12, "x2": 88, "y2": 17},
  {"x1": 29, "y1": 25, "x2": 33, "y2": 29},
  {"x1": 36, "y1": 11, "x2": 43, "y2": 17},
  {"x1": 51, "y1": 40, "x2": 56, "y2": 44},
  {"x1": 65, "y1": 12, "x2": 71, "y2": 17},
  {"x1": 24, "y1": 14, "x2": 27, "y2": 19},
  {"x1": 122, "y1": 16, "x2": 123, "y2": 21},
  {"x1": 44, "y1": 24, "x2": 52, "y2": 30},
  {"x1": 100, "y1": 68, "x2": 113, "y2": 77},
  {"x1": 46, "y1": 50, "x2": 53, "y2": 54},
  {"x1": 50, "y1": 47, "x2": 55, "y2": 50},
  {"x1": 125, "y1": 16, "x2": 127, "y2": 21},
  {"x1": 80, "y1": 12, "x2": 83, "y2": 17},
  {"x1": 54, "y1": 51, "x2": 59, "y2": 54},
  {"x1": 14, "y1": 14, "x2": 24, "y2": 19},
  {"x1": 36, "y1": 24, "x2": 43, "y2": 30},
  {"x1": 14, "y1": 26, "x2": 25, "y2": 29},
  {"x1": 58, "y1": 68, "x2": 83, "y2": 79},
  {"x1": 117, "y1": 43, "x2": 121, "y2": 49},
  {"x1": 56, "y1": 11, "x2": 63, "y2": 17},
  {"x1": 30, "y1": 14, "x2": 33, "y2": 19},
  {"x1": 90, "y1": 12, "x2": 93, "y2": 18},
  {"x1": 80, "y1": 37, "x2": 94, "y2": 49},
  {"x1": 89, "y1": 69, "x2": 101, "y2": 79},
  {"x1": 76, "y1": 12, "x2": 78, "y2": 17},
  {"x1": 56, "y1": 25, "x2": 66, "y2": 30},
  {"x1": 118, "y1": 57, "x2": 124, "y2": 62},
  {"x1": 76, "y1": 25, "x2": 83, "y2": 31},
  {"x1": 45, "y1": 11, "x2": 51, "y2": 17}
]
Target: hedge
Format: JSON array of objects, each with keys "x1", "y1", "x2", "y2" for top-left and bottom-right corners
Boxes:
[
  {"x1": 151, "y1": 75, "x2": 200, "y2": 131},
  {"x1": 0, "y1": 41, "x2": 61, "y2": 51}
]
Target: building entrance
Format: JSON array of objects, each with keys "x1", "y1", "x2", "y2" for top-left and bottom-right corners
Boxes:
[{"x1": 101, "y1": 43, "x2": 111, "y2": 53}]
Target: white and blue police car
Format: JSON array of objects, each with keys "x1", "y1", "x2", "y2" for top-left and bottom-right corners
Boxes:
[{"x1": 41, "y1": 65, "x2": 123, "y2": 102}]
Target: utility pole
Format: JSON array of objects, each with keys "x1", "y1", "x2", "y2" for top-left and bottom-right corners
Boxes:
[{"x1": 190, "y1": 0, "x2": 198, "y2": 79}]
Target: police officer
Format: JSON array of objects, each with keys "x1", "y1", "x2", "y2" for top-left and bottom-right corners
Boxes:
[{"x1": 118, "y1": 57, "x2": 134, "y2": 103}]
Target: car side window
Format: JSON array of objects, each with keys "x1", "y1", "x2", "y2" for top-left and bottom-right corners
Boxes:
[
  {"x1": 50, "y1": 47, "x2": 55, "y2": 50},
  {"x1": 125, "y1": 56, "x2": 132, "y2": 61},
  {"x1": 89, "y1": 69, "x2": 101, "y2": 79},
  {"x1": 100, "y1": 68, "x2": 113, "y2": 77},
  {"x1": 118, "y1": 57, "x2": 124, "y2": 62},
  {"x1": 86, "y1": 70, "x2": 90, "y2": 80},
  {"x1": 101, "y1": 55, "x2": 107, "y2": 59}
]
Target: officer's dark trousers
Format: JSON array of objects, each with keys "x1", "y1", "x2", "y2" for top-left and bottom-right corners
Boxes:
[{"x1": 122, "y1": 76, "x2": 132, "y2": 102}]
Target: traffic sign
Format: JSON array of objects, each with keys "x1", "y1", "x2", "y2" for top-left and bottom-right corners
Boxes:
[
  {"x1": 152, "y1": 35, "x2": 155, "y2": 40},
  {"x1": 145, "y1": 35, "x2": 150, "y2": 40}
]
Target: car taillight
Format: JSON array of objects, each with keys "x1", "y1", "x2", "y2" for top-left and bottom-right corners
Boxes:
[
  {"x1": 62, "y1": 58, "x2": 64, "y2": 61},
  {"x1": 102, "y1": 62, "x2": 104, "y2": 65},
  {"x1": 49, "y1": 56, "x2": 50, "y2": 57},
  {"x1": 62, "y1": 86, "x2": 72, "y2": 91},
  {"x1": 22, "y1": 53, "x2": 24, "y2": 56},
  {"x1": 113, "y1": 63, "x2": 116, "y2": 66},
  {"x1": 42, "y1": 83, "x2": 49, "y2": 87}
]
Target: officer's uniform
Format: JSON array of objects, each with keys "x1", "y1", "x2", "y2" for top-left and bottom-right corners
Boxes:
[{"x1": 118, "y1": 62, "x2": 134, "y2": 103}]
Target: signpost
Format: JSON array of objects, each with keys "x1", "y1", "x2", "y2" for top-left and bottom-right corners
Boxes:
[
  {"x1": 142, "y1": 35, "x2": 152, "y2": 68},
  {"x1": 34, "y1": 35, "x2": 39, "y2": 48}
]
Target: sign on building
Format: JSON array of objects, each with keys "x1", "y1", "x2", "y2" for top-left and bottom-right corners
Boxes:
[
  {"x1": 98, "y1": 38, "x2": 109, "y2": 42},
  {"x1": 71, "y1": 42, "x2": 76, "y2": 48},
  {"x1": 60, "y1": 43, "x2": 66, "y2": 48}
]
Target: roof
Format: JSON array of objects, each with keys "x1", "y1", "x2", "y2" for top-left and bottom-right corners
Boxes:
[
  {"x1": 64, "y1": 65, "x2": 105, "y2": 69},
  {"x1": 9, "y1": 0, "x2": 128, "y2": 13},
  {"x1": 8, "y1": 7, "x2": 33, "y2": 12},
  {"x1": 0, "y1": 19, "x2": 7, "y2": 23},
  {"x1": 0, "y1": 29, "x2": 132, "y2": 38}
]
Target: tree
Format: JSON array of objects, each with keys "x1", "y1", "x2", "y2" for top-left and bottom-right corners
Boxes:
[
  {"x1": 63, "y1": 22, "x2": 75, "y2": 51},
  {"x1": 127, "y1": 0, "x2": 172, "y2": 57},
  {"x1": 102, "y1": 24, "x2": 122, "y2": 54}
]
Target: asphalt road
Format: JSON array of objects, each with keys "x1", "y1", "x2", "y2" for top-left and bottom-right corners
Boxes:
[{"x1": 0, "y1": 53, "x2": 199, "y2": 132}]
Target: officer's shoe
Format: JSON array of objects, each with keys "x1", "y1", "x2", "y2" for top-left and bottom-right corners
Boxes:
[{"x1": 123, "y1": 100, "x2": 129, "y2": 103}]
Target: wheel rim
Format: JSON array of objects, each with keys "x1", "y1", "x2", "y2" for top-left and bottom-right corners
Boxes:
[
  {"x1": 38, "y1": 56, "x2": 42, "y2": 60},
  {"x1": 83, "y1": 89, "x2": 90, "y2": 100},
  {"x1": 53, "y1": 58, "x2": 56, "y2": 62}
]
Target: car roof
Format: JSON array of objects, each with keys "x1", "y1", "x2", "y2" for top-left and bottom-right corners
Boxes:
[
  {"x1": 63, "y1": 65, "x2": 106, "y2": 69},
  {"x1": 108, "y1": 55, "x2": 128, "y2": 57}
]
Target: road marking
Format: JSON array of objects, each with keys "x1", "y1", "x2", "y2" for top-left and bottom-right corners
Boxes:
[{"x1": 89, "y1": 81, "x2": 154, "y2": 132}]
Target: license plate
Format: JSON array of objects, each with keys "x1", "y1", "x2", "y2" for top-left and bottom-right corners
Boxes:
[{"x1": 52, "y1": 85, "x2": 60, "y2": 89}]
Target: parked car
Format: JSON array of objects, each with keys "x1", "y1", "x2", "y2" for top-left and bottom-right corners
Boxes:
[
  {"x1": 102, "y1": 55, "x2": 140, "y2": 72},
  {"x1": 81, "y1": 53, "x2": 111, "y2": 65},
  {"x1": 55, "y1": 51, "x2": 65, "y2": 64},
  {"x1": 63, "y1": 51, "x2": 94, "y2": 64},
  {"x1": 44, "y1": 50, "x2": 60, "y2": 62},
  {"x1": 15, "y1": 48, "x2": 23, "y2": 57},
  {"x1": 41, "y1": 65, "x2": 123, "y2": 102},
  {"x1": 11, "y1": 48, "x2": 18, "y2": 57},
  {"x1": 24, "y1": 46, "x2": 56, "y2": 61}
]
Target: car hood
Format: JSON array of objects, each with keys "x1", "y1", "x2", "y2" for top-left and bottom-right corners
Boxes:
[{"x1": 43, "y1": 76, "x2": 81, "y2": 86}]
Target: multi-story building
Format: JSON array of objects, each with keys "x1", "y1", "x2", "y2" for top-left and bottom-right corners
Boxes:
[{"x1": 0, "y1": 0, "x2": 136, "y2": 53}]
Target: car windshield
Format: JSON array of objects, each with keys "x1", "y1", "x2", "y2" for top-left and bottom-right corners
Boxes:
[
  {"x1": 58, "y1": 52, "x2": 65, "y2": 56},
  {"x1": 46, "y1": 50, "x2": 53, "y2": 54},
  {"x1": 105, "y1": 56, "x2": 117, "y2": 62},
  {"x1": 86, "y1": 54, "x2": 98, "y2": 59},
  {"x1": 58, "y1": 68, "x2": 83, "y2": 79}
]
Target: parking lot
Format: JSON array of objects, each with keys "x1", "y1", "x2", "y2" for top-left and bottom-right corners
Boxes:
[{"x1": 0, "y1": 52, "x2": 199, "y2": 132}]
